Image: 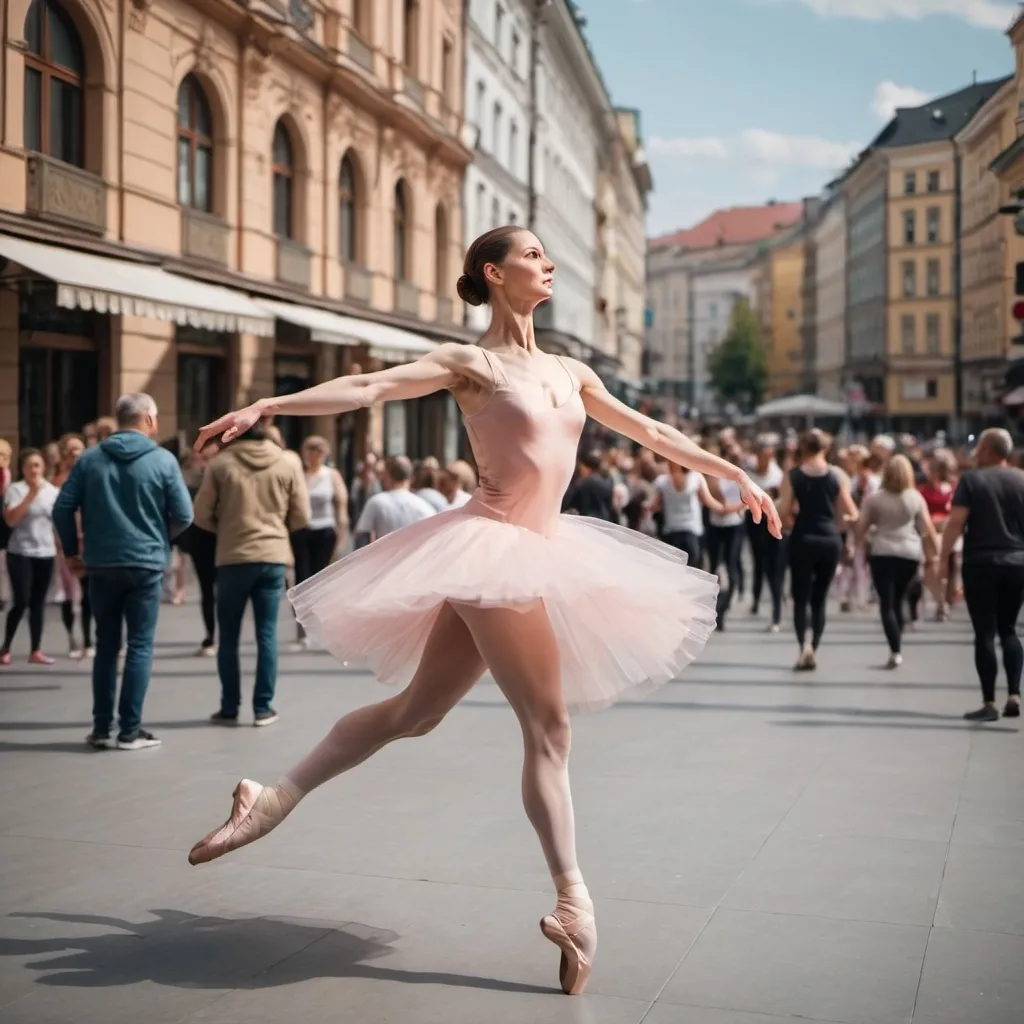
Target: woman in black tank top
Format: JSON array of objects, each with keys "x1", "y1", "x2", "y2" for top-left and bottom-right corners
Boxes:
[{"x1": 779, "y1": 430, "x2": 859, "y2": 670}]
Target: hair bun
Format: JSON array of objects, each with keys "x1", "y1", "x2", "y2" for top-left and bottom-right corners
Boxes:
[{"x1": 457, "y1": 274, "x2": 485, "y2": 306}]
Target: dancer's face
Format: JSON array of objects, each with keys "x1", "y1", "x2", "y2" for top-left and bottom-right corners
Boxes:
[{"x1": 487, "y1": 231, "x2": 554, "y2": 309}]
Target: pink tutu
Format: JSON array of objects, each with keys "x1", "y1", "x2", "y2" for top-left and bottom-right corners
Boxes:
[{"x1": 289, "y1": 508, "x2": 719, "y2": 713}]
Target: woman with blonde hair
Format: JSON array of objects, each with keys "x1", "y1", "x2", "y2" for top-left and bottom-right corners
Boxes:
[{"x1": 857, "y1": 454, "x2": 940, "y2": 668}]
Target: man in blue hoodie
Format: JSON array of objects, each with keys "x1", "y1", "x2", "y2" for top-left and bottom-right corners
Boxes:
[{"x1": 54, "y1": 393, "x2": 193, "y2": 751}]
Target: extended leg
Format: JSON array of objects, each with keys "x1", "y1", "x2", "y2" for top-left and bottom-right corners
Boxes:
[{"x1": 188, "y1": 602, "x2": 485, "y2": 864}]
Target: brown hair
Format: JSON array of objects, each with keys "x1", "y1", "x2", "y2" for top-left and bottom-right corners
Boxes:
[
  {"x1": 18, "y1": 447, "x2": 44, "y2": 474},
  {"x1": 882, "y1": 454, "x2": 915, "y2": 494},
  {"x1": 798, "y1": 428, "x2": 830, "y2": 459},
  {"x1": 457, "y1": 225, "x2": 522, "y2": 306}
]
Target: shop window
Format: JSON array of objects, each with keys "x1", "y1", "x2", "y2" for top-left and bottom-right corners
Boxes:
[
  {"x1": 18, "y1": 345, "x2": 97, "y2": 450},
  {"x1": 177, "y1": 337, "x2": 227, "y2": 446}
]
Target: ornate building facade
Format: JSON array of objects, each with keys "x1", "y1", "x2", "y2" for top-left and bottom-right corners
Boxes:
[{"x1": 0, "y1": 0, "x2": 473, "y2": 467}]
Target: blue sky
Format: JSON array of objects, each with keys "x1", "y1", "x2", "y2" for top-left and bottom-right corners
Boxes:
[{"x1": 577, "y1": 0, "x2": 1017, "y2": 235}]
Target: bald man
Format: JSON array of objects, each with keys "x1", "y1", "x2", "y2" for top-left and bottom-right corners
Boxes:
[{"x1": 943, "y1": 429, "x2": 1024, "y2": 721}]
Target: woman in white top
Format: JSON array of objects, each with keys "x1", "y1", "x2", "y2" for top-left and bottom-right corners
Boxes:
[
  {"x1": 1, "y1": 448, "x2": 60, "y2": 666},
  {"x1": 649, "y1": 462, "x2": 742, "y2": 568},
  {"x1": 292, "y1": 436, "x2": 349, "y2": 648},
  {"x1": 857, "y1": 455, "x2": 940, "y2": 668}
]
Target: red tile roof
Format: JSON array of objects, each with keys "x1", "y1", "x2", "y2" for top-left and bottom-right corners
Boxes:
[{"x1": 649, "y1": 202, "x2": 805, "y2": 251}]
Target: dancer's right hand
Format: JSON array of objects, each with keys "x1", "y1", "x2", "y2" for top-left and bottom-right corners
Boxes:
[{"x1": 194, "y1": 402, "x2": 263, "y2": 452}]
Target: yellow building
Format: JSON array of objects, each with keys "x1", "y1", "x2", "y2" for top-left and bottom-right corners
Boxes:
[
  {"x1": 958, "y1": 76, "x2": 1022, "y2": 428},
  {"x1": 753, "y1": 229, "x2": 806, "y2": 399},
  {"x1": 839, "y1": 76, "x2": 1010, "y2": 434},
  {"x1": 0, "y1": 0, "x2": 472, "y2": 466}
]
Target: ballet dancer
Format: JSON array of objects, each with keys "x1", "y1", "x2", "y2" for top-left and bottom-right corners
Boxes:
[{"x1": 186, "y1": 226, "x2": 782, "y2": 995}]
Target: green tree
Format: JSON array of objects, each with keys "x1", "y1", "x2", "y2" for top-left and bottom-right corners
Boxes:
[{"x1": 707, "y1": 299, "x2": 767, "y2": 408}]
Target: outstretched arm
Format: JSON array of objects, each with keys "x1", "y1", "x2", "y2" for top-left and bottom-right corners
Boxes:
[
  {"x1": 194, "y1": 344, "x2": 468, "y2": 451},
  {"x1": 571, "y1": 360, "x2": 782, "y2": 537}
]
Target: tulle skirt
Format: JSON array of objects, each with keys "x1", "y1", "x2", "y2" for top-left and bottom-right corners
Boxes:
[{"x1": 289, "y1": 509, "x2": 719, "y2": 713}]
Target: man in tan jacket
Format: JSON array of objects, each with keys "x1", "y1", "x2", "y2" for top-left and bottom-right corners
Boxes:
[{"x1": 193, "y1": 420, "x2": 309, "y2": 727}]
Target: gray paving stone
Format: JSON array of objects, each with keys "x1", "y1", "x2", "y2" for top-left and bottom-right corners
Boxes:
[
  {"x1": 0, "y1": 599, "x2": 1016, "y2": 1024},
  {"x1": 914, "y1": 926, "x2": 1024, "y2": 1024},
  {"x1": 934, "y1": 841, "x2": 1024, "y2": 935},
  {"x1": 721, "y1": 832, "x2": 948, "y2": 926},
  {"x1": 660, "y1": 908, "x2": 929, "y2": 1024}
]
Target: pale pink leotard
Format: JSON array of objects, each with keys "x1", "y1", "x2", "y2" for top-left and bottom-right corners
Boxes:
[{"x1": 290, "y1": 350, "x2": 718, "y2": 712}]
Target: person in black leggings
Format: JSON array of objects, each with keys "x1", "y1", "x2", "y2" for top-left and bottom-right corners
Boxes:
[
  {"x1": 941, "y1": 428, "x2": 1024, "y2": 721},
  {"x1": 779, "y1": 429, "x2": 858, "y2": 670}
]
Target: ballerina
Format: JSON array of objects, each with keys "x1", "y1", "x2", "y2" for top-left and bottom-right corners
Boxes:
[{"x1": 187, "y1": 225, "x2": 782, "y2": 995}]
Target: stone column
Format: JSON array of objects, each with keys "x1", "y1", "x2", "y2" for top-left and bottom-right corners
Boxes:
[
  {"x1": 234, "y1": 332, "x2": 276, "y2": 407},
  {"x1": 111, "y1": 316, "x2": 177, "y2": 437}
]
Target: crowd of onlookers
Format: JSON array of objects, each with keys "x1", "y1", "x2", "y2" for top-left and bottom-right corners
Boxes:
[{"x1": 2, "y1": 402, "x2": 1021, "y2": 740}]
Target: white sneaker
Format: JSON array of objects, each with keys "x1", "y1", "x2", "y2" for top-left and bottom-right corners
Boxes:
[{"x1": 886, "y1": 652, "x2": 903, "y2": 669}]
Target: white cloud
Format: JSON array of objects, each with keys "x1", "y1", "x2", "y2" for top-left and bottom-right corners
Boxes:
[
  {"x1": 787, "y1": 0, "x2": 1017, "y2": 31},
  {"x1": 648, "y1": 136, "x2": 731, "y2": 159},
  {"x1": 648, "y1": 130, "x2": 861, "y2": 171},
  {"x1": 871, "y1": 81, "x2": 933, "y2": 120}
]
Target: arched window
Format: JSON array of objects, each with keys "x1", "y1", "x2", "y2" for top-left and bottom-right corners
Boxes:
[
  {"x1": 272, "y1": 121, "x2": 294, "y2": 239},
  {"x1": 434, "y1": 204, "x2": 447, "y2": 295},
  {"x1": 403, "y1": 0, "x2": 419, "y2": 72},
  {"x1": 23, "y1": 0, "x2": 84, "y2": 166},
  {"x1": 394, "y1": 180, "x2": 410, "y2": 280},
  {"x1": 339, "y1": 152, "x2": 358, "y2": 264},
  {"x1": 177, "y1": 75, "x2": 213, "y2": 212}
]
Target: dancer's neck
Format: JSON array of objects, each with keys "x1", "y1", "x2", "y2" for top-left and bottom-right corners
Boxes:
[{"x1": 482, "y1": 301, "x2": 538, "y2": 354}]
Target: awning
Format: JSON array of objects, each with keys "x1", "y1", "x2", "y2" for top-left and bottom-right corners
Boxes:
[
  {"x1": 1002, "y1": 385, "x2": 1024, "y2": 406},
  {"x1": 0, "y1": 234, "x2": 274, "y2": 336},
  {"x1": 256, "y1": 299, "x2": 438, "y2": 362},
  {"x1": 756, "y1": 394, "x2": 849, "y2": 419}
]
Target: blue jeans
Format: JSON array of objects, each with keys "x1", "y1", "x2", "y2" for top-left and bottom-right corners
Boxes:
[
  {"x1": 89, "y1": 568, "x2": 163, "y2": 740},
  {"x1": 216, "y1": 563, "x2": 286, "y2": 717}
]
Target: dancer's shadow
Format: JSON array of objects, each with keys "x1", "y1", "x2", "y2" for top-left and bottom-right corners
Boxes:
[{"x1": 1, "y1": 909, "x2": 552, "y2": 995}]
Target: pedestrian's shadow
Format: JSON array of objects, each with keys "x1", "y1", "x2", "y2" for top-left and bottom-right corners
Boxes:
[{"x1": 1, "y1": 909, "x2": 553, "y2": 995}]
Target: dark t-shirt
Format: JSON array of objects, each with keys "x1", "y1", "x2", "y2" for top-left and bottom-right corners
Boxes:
[
  {"x1": 564, "y1": 475, "x2": 616, "y2": 521},
  {"x1": 953, "y1": 466, "x2": 1024, "y2": 566},
  {"x1": 790, "y1": 467, "x2": 840, "y2": 539}
]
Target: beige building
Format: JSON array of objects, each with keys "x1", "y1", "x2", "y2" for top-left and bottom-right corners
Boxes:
[
  {"x1": 839, "y1": 77, "x2": 1010, "y2": 434},
  {"x1": 644, "y1": 202, "x2": 804, "y2": 404},
  {"x1": 963, "y1": 73, "x2": 1024, "y2": 428},
  {"x1": 593, "y1": 108, "x2": 651, "y2": 396},
  {"x1": 752, "y1": 231, "x2": 806, "y2": 400},
  {"x1": 0, "y1": 0, "x2": 473, "y2": 468},
  {"x1": 811, "y1": 193, "x2": 846, "y2": 401}
]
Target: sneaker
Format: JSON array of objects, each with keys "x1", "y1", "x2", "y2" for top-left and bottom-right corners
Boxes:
[
  {"x1": 27, "y1": 651, "x2": 55, "y2": 666},
  {"x1": 209, "y1": 711, "x2": 239, "y2": 726},
  {"x1": 197, "y1": 642, "x2": 216, "y2": 658},
  {"x1": 86, "y1": 731, "x2": 112, "y2": 750},
  {"x1": 116, "y1": 729, "x2": 162, "y2": 750},
  {"x1": 766, "y1": 623, "x2": 780, "y2": 634},
  {"x1": 253, "y1": 709, "x2": 279, "y2": 727},
  {"x1": 1004, "y1": 699, "x2": 1021, "y2": 718},
  {"x1": 795, "y1": 644, "x2": 817, "y2": 671},
  {"x1": 886, "y1": 652, "x2": 903, "y2": 669},
  {"x1": 963, "y1": 706, "x2": 1000, "y2": 723}
]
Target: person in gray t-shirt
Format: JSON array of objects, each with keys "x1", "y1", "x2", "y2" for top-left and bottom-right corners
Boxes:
[{"x1": 353, "y1": 455, "x2": 436, "y2": 548}]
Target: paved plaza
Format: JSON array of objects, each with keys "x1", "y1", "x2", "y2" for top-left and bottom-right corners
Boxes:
[{"x1": 0, "y1": 598, "x2": 1021, "y2": 1024}]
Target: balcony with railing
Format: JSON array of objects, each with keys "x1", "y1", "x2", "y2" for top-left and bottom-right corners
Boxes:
[
  {"x1": 395, "y1": 279, "x2": 420, "y2": 317},
  {"x1": 276, "y1": 238, "x2": 312, "y2": 291},
  {"x1": 180, "y1": 208, "x2": 230, "y2": 266},
  {"x1": 344, "y1": 263, "x2": 372, "y2": 304},
  {"x1": 25, "y1": 154, "x2": 106, "y2": 235}
]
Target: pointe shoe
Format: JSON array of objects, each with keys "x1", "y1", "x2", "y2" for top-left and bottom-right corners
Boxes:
[
  {"x1": 187, "y1": 779, "x2": 295, "y2": 865},
  {"x1": 540, "y1": 887, "x2": 596, "y2": 995}
]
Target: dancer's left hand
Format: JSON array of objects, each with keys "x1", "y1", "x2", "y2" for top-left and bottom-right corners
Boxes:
[{"x1": 739, "y1": 475, "x2": 783, "y2": 539}]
